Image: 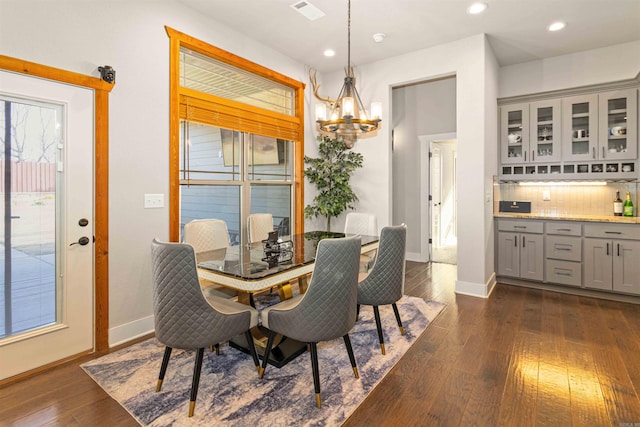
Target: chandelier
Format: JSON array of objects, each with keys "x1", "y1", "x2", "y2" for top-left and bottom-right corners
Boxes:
[{"x1": 312, "y1": 0, "x2": 382, "y2": 148}]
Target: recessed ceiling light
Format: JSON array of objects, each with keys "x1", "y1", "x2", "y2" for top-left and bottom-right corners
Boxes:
[
  {"x1": 548, "y1": 21, "x2": 566, "y2": 32},
  {"x1": 373, "y1": 33, "x2": 386, "y2": 43},
  {"x1": 467, "y1": 2, "x2": 487, "y2": 14},
  {"x1": 323, "y1": 49, "x2": 335, "y2": 57}
]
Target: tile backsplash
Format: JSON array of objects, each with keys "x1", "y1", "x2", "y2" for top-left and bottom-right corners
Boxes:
[{"x1": 494, "y1": 181, "x2": 639, "y2": 217}]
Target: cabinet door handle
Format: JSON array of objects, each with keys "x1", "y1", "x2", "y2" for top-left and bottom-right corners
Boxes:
[
  {"x1": 606, "y1": 243, "x2": 609, "y2": 256},
  {"x1": 522, "y1": 236, "x2": 525, "y2": 248},
  {"x1": 514, "y1": 225, "x2": 527, "y2": 229},
  {"x1": 602, "y1": 147, "x2": 605, "y2": 158},
  {"x1": 514, "y1": 237, "x2": 517, "y2": 247},
  {"x1": 618, "y1": 243, "x2": 620, "y2": 257},
  {"x1": 592, "y1": 147, "x2": 595, "y2": 159},
  {"x1": 557, "y1": 228, "x2": 571, "y2": 232},
  {"x1": 532, "y1": 150, "x2": 535, "y2": 161},
  {"x1": 605, "y1": 231, "x2": 622, "y2": 235},
  {"x1": 524, "y1": 151, "x2": 527, "y2": 162}
]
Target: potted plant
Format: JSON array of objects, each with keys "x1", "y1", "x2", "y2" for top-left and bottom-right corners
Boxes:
[{"x1": 304, "y1": 135, "x2": 364, "y2": 231}]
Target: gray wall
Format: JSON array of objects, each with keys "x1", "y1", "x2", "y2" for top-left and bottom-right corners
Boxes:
[{"x1": 392, "y1": 77, "x2": 456, "y2": 253}]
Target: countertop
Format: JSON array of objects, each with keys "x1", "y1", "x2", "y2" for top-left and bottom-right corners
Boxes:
[{"x1": 494, "y1": 212, "x2": 640, "y2": 224}]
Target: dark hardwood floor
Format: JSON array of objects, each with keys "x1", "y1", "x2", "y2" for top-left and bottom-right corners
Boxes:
[{"x1": 2, "y1": 261, "x2": 640, "y2": 426}]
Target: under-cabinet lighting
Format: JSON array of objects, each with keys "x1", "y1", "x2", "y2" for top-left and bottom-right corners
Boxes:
[{"x1": 519, "y1": 181, "x2": 607, "y2": 186}]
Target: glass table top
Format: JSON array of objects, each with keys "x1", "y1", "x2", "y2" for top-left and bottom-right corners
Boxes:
[{"x1": 196, "y1": 231, "x2": 378, "y2": 281}]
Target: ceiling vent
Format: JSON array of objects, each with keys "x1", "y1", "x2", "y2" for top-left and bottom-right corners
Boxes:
[{"x1": 290, "y1": 1, "x2": 326, "y2": 21}]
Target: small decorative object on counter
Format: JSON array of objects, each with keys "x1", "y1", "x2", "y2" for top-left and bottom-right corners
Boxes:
[
  {"x1": 614, "y1": 190, "x2": 623, "y2": 216},
  {"x1": 623, "y1": 192, "x2": 634, "y2": 217}
]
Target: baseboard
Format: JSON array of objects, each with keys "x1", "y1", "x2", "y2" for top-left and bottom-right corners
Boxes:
[
  {"x1": 109, "y1": 315, "x2": 155, "y2": 348},
  {"x1": 406, "y1": 252, "x2": 427, "y2": 262},
  {"x1": 455, "y1": 272, "x2": 496, "y2": 298},
  {"x1": 498, "y1": 276, "x2": 640, "y2": 304}
]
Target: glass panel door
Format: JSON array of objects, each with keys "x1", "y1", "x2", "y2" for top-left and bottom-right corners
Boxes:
[
  {"x1": 529, "y1": 99, "x2": 561, "y2": 162},
  {"x1": 562, "y1": 94, "x2": 598, "y2": 162},
  {"x1": 1, "y1": 98, "x2": 60, "y2": 338},
  {"x1": 599, "y1": 89, "x2": 637, "y2": 161},
  {"x1": 501, "y1": 104, "x2": 529, "y2": 164},
  {"x1": 1, "y1": 71, "x2": 94, "y2": 381}
]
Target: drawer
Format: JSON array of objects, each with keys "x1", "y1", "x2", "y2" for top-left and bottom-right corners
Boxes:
[
  {"x1": 545, "y1": 222, "x2": 582, "y2": 236},
  {"x1": 545, "y1": 259, "x2": 582, "y2": 287},
  {"x1": 545, "y1": 235, "x2": 582, "y2": 261},
  {"x1": 496, "y1": 219, "x2": 543, "y2": 234},
  {"x1": 584, "y1": 223, "x2": 640, "y2": 240}
]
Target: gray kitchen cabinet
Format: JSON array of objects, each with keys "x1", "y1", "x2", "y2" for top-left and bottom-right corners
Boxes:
[
  {"x1": 544, "y1": 221, "x2": 582, "y2": 287},
  {"x1": 583, "y1": 223, "x2": 640, "y2": 295},
  {"x1": 497, "y1": 219, "x2": 544, "y2": 281},
  {"x1": 498, "y1": 77, "x2": 639, "y2": 181},
  {"x1": 562, "y1": 94, "x2": 598, "y2": 163},
  {"x1": 584, "y1": 238, "x2": 640, "y2": 295}
]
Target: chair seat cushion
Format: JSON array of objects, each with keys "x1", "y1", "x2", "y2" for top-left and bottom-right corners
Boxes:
[
  {"x1": 204, "y1": 295, "x2": 259, "y2": 328},
  {"x1": 260, "y1": 294, "x2": 304, "y2": 329},
  {"x1": 200, "y1": 280, "x2": 238, "y2": 299}
]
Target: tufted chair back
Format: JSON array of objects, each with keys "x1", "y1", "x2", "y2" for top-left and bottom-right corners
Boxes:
[
  {"x1": 344, "y1": 212, "x2": 378, "y2": 236},
  {"x1": 247, "y1": 213, "x2": 274, "y2": 244},
  {"x1": 151, "y1": 239, "x2": 253, "y2": 349},
  {"x1": 264, "y1": 236, "x2": 361, "y2": 343},
  {"x1": 183, "y1": 219, "x2": 230, "y2": 254}
]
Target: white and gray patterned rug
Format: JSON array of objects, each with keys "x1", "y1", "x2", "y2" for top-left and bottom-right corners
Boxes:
[{"x1": 82, "y1": 296, "x2": 445, "y2": 426}]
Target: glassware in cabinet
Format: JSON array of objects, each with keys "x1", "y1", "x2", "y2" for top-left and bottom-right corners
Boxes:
[
  {"x1": 529, "y1": 99, "x2": 561, "y2": 162},
  {"x1": 598, "y1": 89, "x2": 637, "y2": 161}
]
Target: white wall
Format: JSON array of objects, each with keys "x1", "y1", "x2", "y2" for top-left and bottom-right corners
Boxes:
[
  {"x1": 391, "y1": 78, "x2": 456, "y2": 254},
  {"x1": 322, "y1": 34, "x2": 500, "y2": 295},
  {"x1": 1, "y1": 0, "x2": 316, "y2": 344},
  {"x1": 499, "y1": 40, "x2": 640, "y2": 98}
]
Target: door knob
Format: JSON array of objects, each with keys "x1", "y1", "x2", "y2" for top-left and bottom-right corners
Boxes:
[
  {"x1": 70, "y1": 236, "x2": 90, "y2": 246},
  {"x1": 78, "y1": 218, "x2": 89, "y2": 227}
]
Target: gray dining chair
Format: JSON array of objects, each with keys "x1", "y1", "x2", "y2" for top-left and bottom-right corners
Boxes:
[
  {"x1": 151, "y1": 238, "x2": 260, "y2": 417},
  {"x1": 357, "y1": 224, "x2": 407, "y2": 355},
  {"x1": 259, "y1": 236, "x2": 362, "y2": 408},
  {"x1": 344, "y1": 212, "x2": 378, "y2": 272}
]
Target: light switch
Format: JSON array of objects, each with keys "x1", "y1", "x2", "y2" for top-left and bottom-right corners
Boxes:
[{"x1": 144, "y1": 194, "x2": 164, "y2": 208}]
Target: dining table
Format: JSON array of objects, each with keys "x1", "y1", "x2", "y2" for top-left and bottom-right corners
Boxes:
[{"x1": 196, "y1": 230, "x2": 379, "y2": 367}]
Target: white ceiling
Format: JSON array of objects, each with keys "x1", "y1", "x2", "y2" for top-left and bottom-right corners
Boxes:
[{"x1": 176, "y1": 0, "x2": 640, "y2": 73}]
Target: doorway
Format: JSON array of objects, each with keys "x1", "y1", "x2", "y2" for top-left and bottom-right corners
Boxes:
[
  {"x1": 430, "y1": 139, "x2": 457, "y2": 264},
  {"x1": 0, "y1": 71, "x2": 95, "y2": 380}
]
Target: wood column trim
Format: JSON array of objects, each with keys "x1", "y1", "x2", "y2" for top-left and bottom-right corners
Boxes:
[
  {"x1": 0, "y1": 55, "x2": 113, "y2": 352},
  {"x1": 168, "y1": 32, "x2": 181, "y2": 242}
]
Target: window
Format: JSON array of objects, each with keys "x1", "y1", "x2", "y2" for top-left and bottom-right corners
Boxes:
[{"x1": 167, "y1": 27, "x2": 305, "y2": 243}]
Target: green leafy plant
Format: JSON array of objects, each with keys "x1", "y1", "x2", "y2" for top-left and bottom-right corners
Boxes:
[{"x1": 304, "y1": 135, "x2": 364, "y2": 231}]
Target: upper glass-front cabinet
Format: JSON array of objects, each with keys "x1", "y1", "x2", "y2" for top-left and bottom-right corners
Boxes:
[
  {"x1": 598, "y1": 89, "x2": 637, "y2": 161},
  {"x1": 501, "y1": 103, "x2": 529, "y2": 164},
  {"x1": 562, "y1": 94, "x2": 598, "y2": 162},
  {"x1": 529, "y1": 99, "x2": 562, "y2": 163}
]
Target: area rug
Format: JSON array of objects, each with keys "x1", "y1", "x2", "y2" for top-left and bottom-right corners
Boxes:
[{"x1": 81, "y1": 296, "x2": 445, "y2": 426}]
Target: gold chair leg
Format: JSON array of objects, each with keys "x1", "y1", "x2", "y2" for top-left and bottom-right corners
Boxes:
[
  {"x1": 188, "y1": 401, "x2": 196, "y2": 417},
  {"x1": 315, "y1": 393, "x2": 322, "y2": 408},
  {"x1": 156, "y1": 379, "x2": 163, "y2": 392}
]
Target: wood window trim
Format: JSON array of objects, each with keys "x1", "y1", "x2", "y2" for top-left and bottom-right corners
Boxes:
[
  {"x1": 166, "y1": 26, "x2": 305, "y2": 242},
  {"x1": 0, "y1": 54, "x2": 113, "y2": 352}
]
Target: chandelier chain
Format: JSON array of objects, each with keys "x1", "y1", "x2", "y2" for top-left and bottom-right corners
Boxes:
[{"x1": 347, "y1": 0, "x2": 351, "y2": 73}]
